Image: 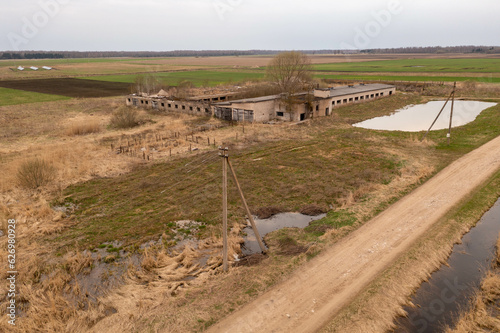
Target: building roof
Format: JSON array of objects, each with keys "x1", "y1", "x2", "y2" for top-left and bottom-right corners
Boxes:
[
  {"x1": 189, "y1": 92, "x2": 238, "y2": 101},
  {"x1": 214, "y1": 84, "x2": 395, "y2": 106},
  {"x1": 214, "y1": 94, "x2": 282, "y2": 105},
  {"x1": 326, "y1": 84, "x2": 395, "y2": 98}
]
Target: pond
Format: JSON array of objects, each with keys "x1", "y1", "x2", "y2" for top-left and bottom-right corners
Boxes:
[
  {"x1": 353, "y1": 101, "x2": 496, "y2": 132},
  {"x1": 393, "y1": 197, "x2": 500, "y2": 333},
  {"x1": 241, "y1": 213, "x2": 326, "y2": 255}
]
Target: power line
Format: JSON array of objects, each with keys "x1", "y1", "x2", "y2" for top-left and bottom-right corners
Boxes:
[{"x1": 159, "y1": 153, "x2": 219, "y2": 194}]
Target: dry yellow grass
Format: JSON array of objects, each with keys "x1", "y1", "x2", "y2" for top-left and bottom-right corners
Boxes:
[
  {"x1": 65, "y1": 120, "x2": 102, "y2": 136},
  {"x1": 0, "y1": 95, "x2": 315, "y2": 332},
  {"x1": 446, "y1": 234, "x2": 500, "y2": 333}
]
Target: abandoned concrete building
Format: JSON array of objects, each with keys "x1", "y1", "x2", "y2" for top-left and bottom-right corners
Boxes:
[
  {"x1": 126, "y1": 83, "x2": 396, "y2": 123},
  {"x1": 125, "y1": 91, "x2": 236, "y2": 117}
]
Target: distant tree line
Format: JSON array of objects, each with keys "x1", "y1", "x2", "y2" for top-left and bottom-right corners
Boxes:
[
  {"x1": 1, "y1": 46, "x2": 499, "y2": 59},
  {"x1": 359, "y1": 46, "x2": 500, "y2": 54},
  {"x1": 1, "y1": 52, "x2": 64, "y2": 59}
]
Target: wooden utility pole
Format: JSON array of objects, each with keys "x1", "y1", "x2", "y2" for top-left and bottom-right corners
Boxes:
[
  {"x1": 227, "y1": 159, "x2": 267, "y2": 253},
  {"x1": 218, "y1": 148, "x2": 267, "y2": 272},
  {"x1": 421, "y1": 83, "x2": 456, "y2": 142},
  {"x1": 219, "y1": 147, "x2": 229, "y2": 272},
  {"x1": 447, "y1": 82, "x2": 457, "y2": 145}
]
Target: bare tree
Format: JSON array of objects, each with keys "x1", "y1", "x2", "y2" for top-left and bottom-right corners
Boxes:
[
  {"x1": 134, "y1": 74, "x2": 162, "y2": 95},
  {"x1": 266, "y1": 51, "x2": 313, "y2": 113},
  {"x1": 174, "y1": 80, "x2": 195, "y2": 99}
]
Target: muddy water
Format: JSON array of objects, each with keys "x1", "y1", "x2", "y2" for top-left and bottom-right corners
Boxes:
[
  {"x1": 393, "y1": 197, "x2": 500, "y2": 333},
  {"x1": 353, "y1": 101, "x2": 496, "y2": 132},
  {"x1": 241, "y1": 213, "x2": 326, "y2": 255}
]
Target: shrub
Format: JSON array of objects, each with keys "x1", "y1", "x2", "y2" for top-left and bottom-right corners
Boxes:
[
  {"x1": 109, "y1": 108, "x2": 139, "y2": 129},
  {"x1": 17, "y1": 158, "x2": 56, "y2": 189},
  {"x1": 65, "y1": 120, "x2": 101, "y2": 136}
]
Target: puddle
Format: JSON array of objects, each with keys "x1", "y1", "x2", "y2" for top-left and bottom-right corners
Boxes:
[
  {"x1": 242, "y1": 213, "x2": 326, "y2": 255},
  {"x1": 353, "y1": 101, "x2": 496, "y2": 132},
  {"x1": 74, "y1": 253, "x2": 132, "y2": 304},
  {"x1": 393, "y1": 197, "x2": 500, "y2": 333}
]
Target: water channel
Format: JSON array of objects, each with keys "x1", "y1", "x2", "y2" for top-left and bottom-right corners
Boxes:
[{"x1": 393, "y1": 197, "x2": 500, "y2": 332}]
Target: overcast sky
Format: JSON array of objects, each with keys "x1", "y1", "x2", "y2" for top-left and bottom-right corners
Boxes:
[{"x1": 1, "y1": 0, "x2": 499, "y2": 51}]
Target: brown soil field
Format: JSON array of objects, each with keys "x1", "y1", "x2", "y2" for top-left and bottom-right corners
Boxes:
[{"x1": 0, "y1": 78, "x2": 132, "y2": 98}]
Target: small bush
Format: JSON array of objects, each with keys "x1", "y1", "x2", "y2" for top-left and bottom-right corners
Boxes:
[
  {"x1": 110, "y1": 108, "x2": 139, "y2": 129},
  {"x1": 66, "y1": 120, "x2": 101, "y2": 136},
  {"x1": 17, "y1": 158, "x2": 56, "y2": 189}
]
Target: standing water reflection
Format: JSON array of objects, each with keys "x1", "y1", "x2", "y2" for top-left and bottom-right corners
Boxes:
[{"x1": 353, "y1": 101, "x2": 496, "y2": 132}]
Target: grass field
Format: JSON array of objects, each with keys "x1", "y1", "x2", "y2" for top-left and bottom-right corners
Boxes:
[
  {"x1": 313, "y1": 58, "x2": 500, "y2": 73},
  {"x1": 1, "y1": 55, "x2": 500, "y2": 105},
  {"x1": 78, "y1": 70, "x2": 266, "y2": 86},
  {"x1": 317, "y1": 73, "x2": 500, "y2": 83},
  {"x1": 0, "y1": 87, "x2": 70, "y2": 106},
  {"x1": 81, "y1": 70, "x2": 500, "y2": 87},
  {"x1": 52, "y1": 95, "x2": 500, "y2": 252}
]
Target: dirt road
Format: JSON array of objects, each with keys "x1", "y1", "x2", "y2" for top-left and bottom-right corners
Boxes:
[{"x1": 208, "y1": 136, "x2": 500, "y2": 333}]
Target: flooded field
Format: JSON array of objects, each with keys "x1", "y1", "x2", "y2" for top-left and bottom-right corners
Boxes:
[
  {"x1": 353, "y1": 101, "x2": 497, "y2": 132},
  {"x1": 393, "y1": 197, "x2": 500, "y2": 333},
  {"x1": 242, "y1": 213, "x2": 326, "y2": 255}
]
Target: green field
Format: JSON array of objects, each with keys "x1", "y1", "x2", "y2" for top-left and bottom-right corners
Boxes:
[
  {"x1": 2, "y1": 56, "x2": 500, "y2": 106},
  {"x1": 316, "y1": 74, "x2": 500, "y2": 83},
  {"x1": 79, "y1": 70, "x2": 266, "y2": 86},
  {"x1": 80, "y1": 69, "x2": 500, "y2": 86},
  {"x1": 0, "y1": 87, "x2": 69, "y2": 106},
  {"x1": 313, "y1": 59, "x2": 500, "y2": 73}
]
